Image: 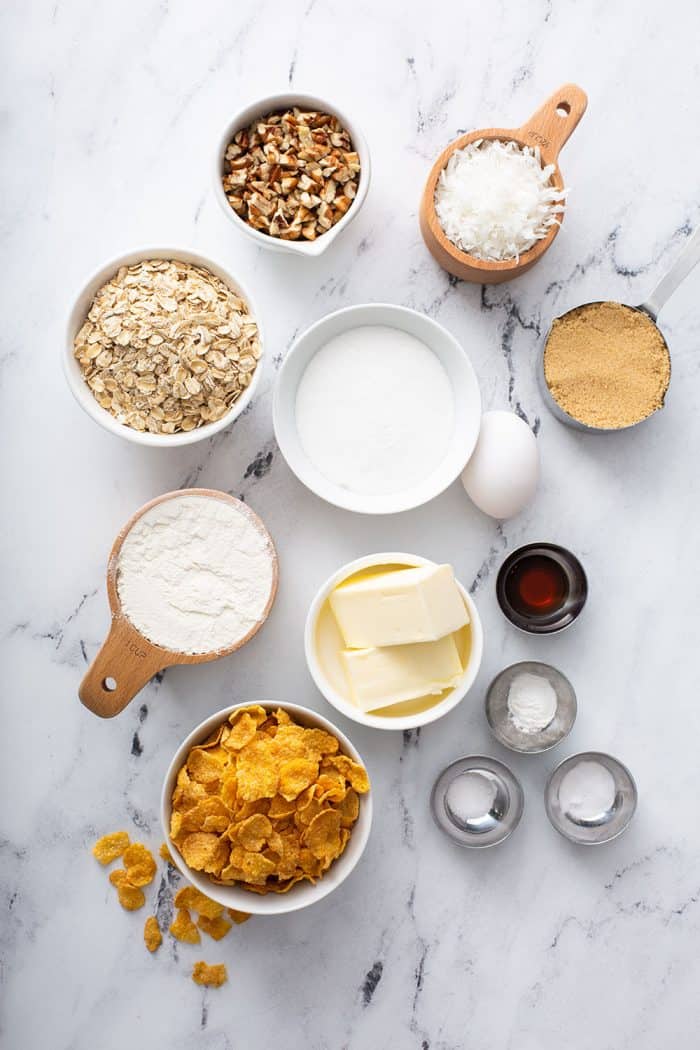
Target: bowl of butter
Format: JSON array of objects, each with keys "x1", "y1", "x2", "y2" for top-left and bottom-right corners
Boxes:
[{"x1": 304, "y1": 553, "x2": 484, "y2": 730}]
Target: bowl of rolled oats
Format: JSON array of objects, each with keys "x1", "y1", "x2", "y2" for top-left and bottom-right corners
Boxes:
[
  {"x1": 64, "y1": 248, "x2": 263, "y2": 445},
  {"x1": 214, "y1": 93, "x2": 370, "y2": 256}
]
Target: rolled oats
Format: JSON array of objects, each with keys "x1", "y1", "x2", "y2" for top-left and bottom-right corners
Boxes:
[
  {"x1": 73, "y1": 260, "x2": 260, "y2": 435},
  {"x1": 222, "y1": 108, "x2": 361, "y2": 241}
]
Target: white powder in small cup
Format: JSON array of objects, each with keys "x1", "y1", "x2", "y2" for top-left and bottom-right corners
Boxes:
[
  {"x1": 558, "y1": 760, "x2": 617, "y2": 823},
  {"x1": 445, "y1": 771, "x2": 496, "y2": 824},
  {"x1": 507, "y1": 670, "x2": 558, "y2": 734},
  {"x1": 116, "y1": 494, "x2": 275, "y2": 654}
]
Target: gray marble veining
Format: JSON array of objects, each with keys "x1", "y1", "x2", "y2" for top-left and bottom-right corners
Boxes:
[{"x1": 2, "y1": 0, "x2": 700, "y2": 1047}]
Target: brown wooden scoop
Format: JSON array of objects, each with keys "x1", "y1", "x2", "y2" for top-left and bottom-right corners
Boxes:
[
  {"x1": 79, "y1": 488, "x2": 279, "y2": 718},
  {"x1": 419, "y1": 84, "x2": 588, "y2": 284}
]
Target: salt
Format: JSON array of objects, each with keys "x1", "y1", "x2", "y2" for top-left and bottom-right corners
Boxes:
[
  {"x1": 445, "y1": 771, "x2": 496, "y2": 824},
  {"x1": 507, "y1": 670, "x2": 558, "y2": 734},
  {"x1": 558, "y1": 760, "x2": 617, "y2": 822}
]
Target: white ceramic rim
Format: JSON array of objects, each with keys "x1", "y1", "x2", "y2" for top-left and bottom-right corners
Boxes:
[
  {"x1": 213, "y1": 92, "x2": 371, "y2": 257},
  {"x1": 304, "y1": 553, "x2": 484, "y2": 730},
  {"x1": 273, "y1": 303, "x2": 482, "y2": 514},
  {"x1": 160, "y1": 701, "x2": 373, "y2": 914},
  {"x1": 64, "y1": 246, "x2": 264, "y2": 447}
]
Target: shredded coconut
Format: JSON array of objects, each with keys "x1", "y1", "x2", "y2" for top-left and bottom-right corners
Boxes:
[
  {"x1": 434, "y1": 139, "x2": 568, "y2": 261},
  {"x1": 117, "y1": 494, "x2": 274, "y2": 654}
]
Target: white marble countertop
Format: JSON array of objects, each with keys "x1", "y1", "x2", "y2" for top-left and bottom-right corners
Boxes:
[{"x1": 3, "y1": 0, "x2": 700, "y2": 1046}]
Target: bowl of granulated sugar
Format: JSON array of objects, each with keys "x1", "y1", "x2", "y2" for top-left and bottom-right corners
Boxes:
[{"x1": 273, "y1": 303, "x2": 481, "y2": 514}]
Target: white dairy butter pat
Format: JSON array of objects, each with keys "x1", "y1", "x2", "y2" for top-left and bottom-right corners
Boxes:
[
  {"x1": 329, "y1": 564, "x2": 468, "y2": 649},
  {"x1": 341, "y1": 634, "x2": 463, "y2": 712}
]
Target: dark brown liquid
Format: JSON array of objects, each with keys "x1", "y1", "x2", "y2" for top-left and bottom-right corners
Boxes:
[{"x1": 504, "y1": 554, "x2": 569, "y2": 617}]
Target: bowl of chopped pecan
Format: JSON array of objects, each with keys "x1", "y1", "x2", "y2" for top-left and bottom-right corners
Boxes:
[
  {"x1": 214, "y1": 94, "x2": 369, "y2": 256},
  {"x1": 64, "y1": 247, "x2": 263, "y2": 445}
]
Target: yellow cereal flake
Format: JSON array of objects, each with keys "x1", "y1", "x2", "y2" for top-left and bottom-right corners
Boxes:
[
  {"x1": 174, "y1": 885, "x2": 224, "y2": 920},
  {"x1": 279, "y1": 758, "x2": 319, "y2": 801},
  {"x1": 192, "y1": 961, "x2": 228, "y2": 987},
  {"x1": 159, "y1": 842, "x2": 174, "y2": 864},
  {"x1": 169, "y1": 907, "x2": 200, "y2": 944},
  {"x1": 117, "y1": 882, "x2": 146, "y2": 911},
  {"x1": 123, "y1": 843, "x2": 157, "y2": 887},
  {"x1": 180, "y1": 833, "x2": 229, "y2": 876},
  {"x1": 197, "y1": 914, "x2": 232, "y2": 941},
  {"x1": 92, "y1": 831, "x2": 130, "y2": 865},
  {"x1": 227, "y1": 908, "x2": 251, "y2": 924},
  {"x1": 304, "y1": 809, "x2": 342, "y2": 862},
  {"x1": 144, "y1": 916, "x2": 162, "y2": 952}
]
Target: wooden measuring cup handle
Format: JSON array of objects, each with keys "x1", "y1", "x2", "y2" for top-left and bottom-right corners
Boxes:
[
  {"x1": 79, "y1": 617, "x2": 166, "y2": 718},
  {"x1": 518, "y1": 84, "x2": 588, "y2": 165}
]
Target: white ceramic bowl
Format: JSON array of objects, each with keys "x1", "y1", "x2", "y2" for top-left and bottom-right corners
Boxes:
[
  {"x1": 273, "y1": 303, "x2": 482, "y2": 513},
  {"x1": 64, "y1": 246, "x2": 264, "y2": 447},
  {"x1": 305, "y1": 553, "x2": 484, "y2": 730},
  {"x1": 160, "y1": 701, "x2": 373, "y2": 915},
  {"x1": 213, "y1": 92, "x2": 370, "y2": 257}
]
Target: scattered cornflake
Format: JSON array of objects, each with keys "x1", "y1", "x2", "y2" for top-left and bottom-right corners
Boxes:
[
  {"x1": 192, "y1": 961, "x2": 228, "y2": 988},
  {"x1": 92, "y1": 831, "x2": 130, "y2": 865},
  {"x1": 144, "y1": 916, "x2": 162, "y2": 953},
  {"x1": 123, "y1": 842, "x2": 157, "y2": 887},
  {"x1": 159, "y1": 842, "x2": 174, "y2": 864},
  {"x1": 170, "y1": 907, "x2": 201, "y2": 944},
  {"x1": 174, "y1": 885, "x2": 224, "y2": 920},
  {"x1": 116, "y1": 882, "x2": 146, "y2": 911},
  {"x1": 227, "y1": 909, "x2": 251, "y2": 925},
  {"x1": 197, "y1": 914, "x2": 232, "y2": 941}
]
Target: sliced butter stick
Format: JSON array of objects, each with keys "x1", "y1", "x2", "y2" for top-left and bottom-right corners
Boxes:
[
  {"x1": 329, "y1": 564, "x2": 468, "y2": 649},
  {"x1": 341, "y1": 634, "x2": 463, "y2": 713}
]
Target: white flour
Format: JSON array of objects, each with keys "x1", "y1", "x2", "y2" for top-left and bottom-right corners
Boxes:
[
  {"x1": 295, "y1": 325, "x2": 455, "y2": 496},
  {"x1": 117, "y1": 494, "x2": 274, "y2": 654}
]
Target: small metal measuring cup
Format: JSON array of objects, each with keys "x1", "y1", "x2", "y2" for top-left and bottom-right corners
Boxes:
[
  {"x1": 431, "y1": 756, "x2": 524, "y2": 848},
  {"x1": 540, "y1": 225, "x2": 700, "y2": 431}
]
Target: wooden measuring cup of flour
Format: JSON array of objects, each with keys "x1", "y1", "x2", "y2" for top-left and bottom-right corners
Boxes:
[
  {"x1": 79, "y1": 489, "x2": 278, "y2": 718},
  {"x1": 419, "y1": 84, "x2": 588, "y2": 284}
]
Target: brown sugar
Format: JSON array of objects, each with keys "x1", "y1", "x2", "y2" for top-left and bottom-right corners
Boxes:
[{"x1": 543, "y1": 301, "x2": 671, "y2": 429}]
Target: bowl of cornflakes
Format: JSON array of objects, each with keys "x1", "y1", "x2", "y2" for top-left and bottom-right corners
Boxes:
[{"x1": 161, "y1": 702, "x2": 372, "y2": 914}]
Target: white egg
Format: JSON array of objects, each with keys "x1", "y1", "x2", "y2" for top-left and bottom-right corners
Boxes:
[{"x1": 461, "y1": 411, "x2": 539, "y2": 519}]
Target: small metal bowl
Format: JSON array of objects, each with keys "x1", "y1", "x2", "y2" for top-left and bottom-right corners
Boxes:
[
  {"x1": 545, "y1": 751, "x2": 638, "y2": 845},
  {"x1": 485, "y1": 661, "x2": 577, "y2": 754},
  {"x1": 431, "y1": 755, "x2": 524, "y2": 848},
  {"x1": 539, "y1": 301, "x2": 671, "y2": 434},
  {"x1": 496, "y1": 542, "x2": 588, "y2": 635}
]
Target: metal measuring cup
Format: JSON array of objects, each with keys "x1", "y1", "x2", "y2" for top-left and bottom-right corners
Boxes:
[{"x1": 539, "y1": 226, "x2": 700, "y2": 431}]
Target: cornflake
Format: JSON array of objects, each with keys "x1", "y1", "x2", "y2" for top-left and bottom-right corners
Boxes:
[
  {"x1": 92, "y1": 831, "x2": 130, "y2": 865},
  {"x1": 192, "y1": 961, "x2": 228, "y2": 988},
  {"x1": 144, "y1": 916, "x2": 162, "y2": 953},
  {"x1": 73, "y1": 260, "x2": 261, "y2": 435},
  {"x1": 223, "y1": 108, "x2": 360, "y2": 241}
]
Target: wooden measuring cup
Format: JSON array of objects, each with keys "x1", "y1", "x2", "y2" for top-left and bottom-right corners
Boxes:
[
  {"x1": 79, "y1": 489, "x2": 279, "y2": 718},
  {"x1": 419, "y1": 84, "x2": 588, "y2": 284}
]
